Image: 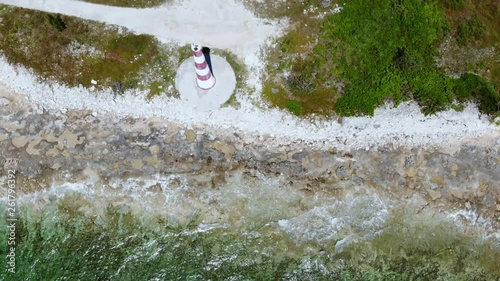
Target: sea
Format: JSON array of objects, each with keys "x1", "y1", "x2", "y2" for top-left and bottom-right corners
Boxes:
[{"x1": 1, "y1": 171, "x2": 499, "y2": 280}]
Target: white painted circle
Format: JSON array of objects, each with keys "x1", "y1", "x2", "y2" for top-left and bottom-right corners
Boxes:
[{"x1": 175, "y1": 55, "x2": 236, "y2": 111}]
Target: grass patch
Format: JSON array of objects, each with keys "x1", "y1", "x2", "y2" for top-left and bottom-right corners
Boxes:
[
  {"x1": 143, "y1": 44, "x2": 191, "y2": 100},
  {"x1": 456, "y1": 14, "x2": 487, "y2": 45},
  {"x1": 262, "y1": 79, "x2": 337, "y2": 116},
  {"x1": 260, "y1": 1, "x2": 339, "y2": 116},
  {"x1": 0, "y1": 5, "x2": 182, "y2": 98},
  {"x1": 82, "y1": 0, "x2": 168, "y2": 8}
]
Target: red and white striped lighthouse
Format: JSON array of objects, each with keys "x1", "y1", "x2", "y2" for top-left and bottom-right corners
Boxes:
[{"x1": 191, "y1": 44, "x2": 216, "y2": 90}]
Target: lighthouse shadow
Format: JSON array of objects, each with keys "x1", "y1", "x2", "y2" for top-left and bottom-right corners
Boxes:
[{"x1": 202, "y1": 47, "x2": 214, "y2": 76}]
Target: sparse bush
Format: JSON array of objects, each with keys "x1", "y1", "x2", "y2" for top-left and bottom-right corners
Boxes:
[
  {"x1": 46, "y1": 14, "x2": 67, "y2": 32},
  {"x1": 286, "y1": 100, "x2": 303, "y2": 116},
  {"x1": 456, "y1": 15, "x2": 486, "y2": 45}
]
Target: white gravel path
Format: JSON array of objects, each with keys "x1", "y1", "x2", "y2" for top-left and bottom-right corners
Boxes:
[{"x1": 0, "y1": 0, "x2": 498, "y2": 151}]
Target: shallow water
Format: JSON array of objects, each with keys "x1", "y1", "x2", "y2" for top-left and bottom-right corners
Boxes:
[{"x1": 1, "y1": 172, "x2": 499, "y2": 280}]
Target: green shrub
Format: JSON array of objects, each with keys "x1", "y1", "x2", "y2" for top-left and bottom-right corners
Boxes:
[
  {"x1": 46, "y1": 14, "x2": 67, "y2": 32},
  {"x1": 454, "y1": 73, "x2": 499, "y2": 115},
  {"x1": 411, "y1": 71, "x2": 454, "y2": 115},
  {"x1": 313, "y1": 0, "x2": 447, "y2": 116},
  {"x1": 286, "y1": 100, "x2": 303, "y2": 116}
]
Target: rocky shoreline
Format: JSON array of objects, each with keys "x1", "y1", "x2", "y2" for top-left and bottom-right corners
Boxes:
[{"x1": 1, "y1": 85, "x2": 499, "y2": 227}]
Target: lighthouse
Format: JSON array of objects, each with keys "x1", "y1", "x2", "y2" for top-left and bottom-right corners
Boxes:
[
  {"x1": 175, "y1": 44, "x2": 236, "y2": 110},
  {"x1": 191, "y1": 44, "x2": 216, "y2": 90}
]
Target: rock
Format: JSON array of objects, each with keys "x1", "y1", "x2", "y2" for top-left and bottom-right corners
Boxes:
[
  {"x1": 335, "y1": 166, "x2": 348, "y2": 180},
  {"x1": 131, "y1": 159, "x2": 143, "y2": 170},
  {"x1": 58, "y1": 130, "x2": 85, "y2": 149},
  {"x1": 12, "y1": 137, "x2": 28, "y2": 148},
  {"x1": 449, "y1": 163, "x2": 458, "y2": 176},
  {"x1": 449, "y1": 189, "x2": 464, "y2": 199},
  {"x1": 430, "y1": 174, "x2": 445, "y2": 186},
  {"x1": 51, "y1": 162, "x2": 62, "y2": 170},
  {"x1": 26, "y1": 144, "x2": 40, "y2": 155},
  {"x1": 46, "y1": 147, "x2": 60, "y2": 157},
  {"x1": 0, "y1": 133, "x2": 7, "y2": 142},
  {"x1": 321, "y1": 0, "x2": 332, "y2": 8},
  {"x1": 61, "y1": 150, "x2": 70, "y2": 158},
  {"x1": 140, "y1": 126, "x2": 152, "y2": 137},
  {"x1": 149, "y1": 145, "x2": 161, "y2": 155},
  {"x1": 311, "y1": 152, "x2": 324, "y2": 168},
  {"x1": 404, "y1": 155, "x2": 414, "y2": 168},
  {"x1": 210, "y1": 141, "x2": 236, "y2": 162},
  {"x1": 496, "y1": 204, "x2": 500, "y2": 212},
  {"x1": 145, "y1": 156, "x2": 160, "y2": 169},
  {"x1": 449, "y1": 163, "x2": 458, "y2": 171},
  {"x1": 185, "y1": 130, "x2": 197, "y2": 143},
  {"x1": 428, "y1": 189, "x2": 442, "y2": 201},
  {"x1": 0, "y1": 97, "x2": 11, "y2": 106},
  {"x1": 405, "y1": 167, "x2": 416, "y2": 178}
]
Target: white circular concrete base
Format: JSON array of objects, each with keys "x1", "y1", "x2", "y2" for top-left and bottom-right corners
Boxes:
[{"x1": 175, "y1": 55, "x2": 236, "y2": 111}]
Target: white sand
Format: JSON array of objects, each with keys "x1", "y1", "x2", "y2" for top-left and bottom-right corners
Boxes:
[{"x1": 0, "y1": 0, "x2": 498, "y2": 151}]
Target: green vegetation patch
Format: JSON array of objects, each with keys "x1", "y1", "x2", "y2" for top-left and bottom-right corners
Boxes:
[
  {"x1": 264, "y1": 0, "x2": 499, "y2": 117},
  {"x1": 317, "y1": 0, "x2": 451, "y2": 116},
  {"x1": 82, "y1": 0, "x2": 168, "y2": 8},
  {"x1": 0, "y1": 5, "x2": 180, "y2": 98}
]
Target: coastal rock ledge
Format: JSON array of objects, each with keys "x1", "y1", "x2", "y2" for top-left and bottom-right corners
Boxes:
[{"x1": 1, "y1": 87, "x2": 499, "y2": 224}]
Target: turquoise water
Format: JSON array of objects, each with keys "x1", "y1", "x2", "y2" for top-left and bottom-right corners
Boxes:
[{"x1": 1, "y1": 173, "x2": 499, "y2": 280}]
